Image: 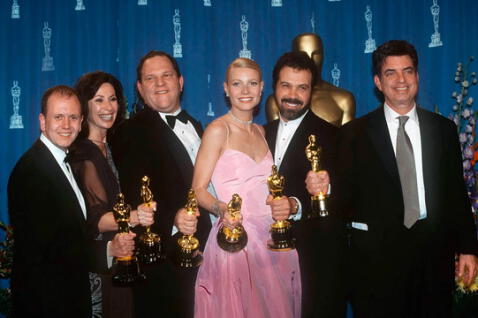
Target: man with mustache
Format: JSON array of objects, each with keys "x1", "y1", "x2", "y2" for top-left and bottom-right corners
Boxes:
[{"x1": 264, "y1": 52, "x2": 348, "y2": 317}]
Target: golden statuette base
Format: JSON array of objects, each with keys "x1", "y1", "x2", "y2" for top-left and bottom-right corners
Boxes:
[
  {"x1": 176, "y1": 235, "x2": 203, "y2": 268},
  {"x1": 138, "y1": 230, "x2": 163, "y2": 264},
  {"x1": 267, "y1": 220, "x2": 295, "y2": 251},
  {"x1": 217, "y1": 224, "x2": 248, "y2": 253},
  {"x1": 112, "y1": 256, "x2": 146, "y2": 287},
  {"x1": 217, "y1": 194, "x2": 248, "y2": 253},
  {"x1": 310, "y1": 192, "x2": 329, "y2": 218}
]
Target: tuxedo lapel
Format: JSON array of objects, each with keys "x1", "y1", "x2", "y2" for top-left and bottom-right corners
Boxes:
[
  {"x1": 266, "y1": 120, "x2": 279, "y2": 155},
  {"x1": 35, "y1": 141, "x2": 87, "y2": 230},
  {"x1": 279, "y1": 111, "x2": 313, "y2": 175},
  {"x1": 366, "y1": 108, "x2": 401, "y2": 188},
  {"x1": 417, "y1": 107, "x2": 440, "y2": 215},
  {"x1": 151, "y1": 111, "x2": 195, "y2": 186},
  {"x1": 183, "y1": 110, "x2": 203, "y2": 138}
]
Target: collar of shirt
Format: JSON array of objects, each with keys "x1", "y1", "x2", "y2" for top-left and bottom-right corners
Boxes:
[
  {"x1": 40, "y1": 133, "x2": 68, "y2": 165},
  {"x1": 275, "y1": 109, "x2": 309, "y2": 168},
  {"x1": 158, "y1": 107, "x2": 182, "y2": 123},
  {"x1": 278, "y1": 109, "x2": 309, "y2": 130},
  {"x1": 384, "y1": 102, "x2": 419, "y2": 128}
]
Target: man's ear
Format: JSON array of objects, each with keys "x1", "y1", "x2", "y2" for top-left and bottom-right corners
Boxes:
[
  {"x1": 373, "y1": 75, "x2": 382, "y2": 92},
  {"x1": 39, "y1": 113, "x2": 46, "y2": 132}
]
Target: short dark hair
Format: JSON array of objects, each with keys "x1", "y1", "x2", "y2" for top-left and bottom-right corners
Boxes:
[
  {"x1": 272, "y1": 51, "x2": 317, "y2": 91},
  {"x1": 41, "y1": 85, "x2": 78, "y2": 115},
  {"x1": 133, "y1": 51, "x2": 182, "y2": 112},
  {"x1": 136, "y1": 50, "x2": 181, "y2": 83},
  {"x1": 372, "y1": 40, "x2": 418, "y2": 76},
  {"x1": 74, "y1": 71, "x2": 126, "y2": 140}
]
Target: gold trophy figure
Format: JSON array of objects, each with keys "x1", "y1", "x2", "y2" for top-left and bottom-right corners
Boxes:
[
  {"x1": 176, "y1": 190, "x2": 203, "y2": 268},
  {"x1": 305, "y1": 135, "x2": 329, "y2": 217},
  {"x1": 137, "y1": 176, "x2": 162, "y2": 264},
  {"x1": 267, "y1": 165, "x2": 295, "y2": 251},
  {"x1": 217, "y1": 194, "x2": 248, "y2": 252},
  {"x1": 112, "y1": 193, "x2": 145, "y2": 286}
]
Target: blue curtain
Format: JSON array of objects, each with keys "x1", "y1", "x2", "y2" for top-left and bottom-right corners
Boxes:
[{"x1": 1, "y1": 0, "x2": 477, "y2": 296}]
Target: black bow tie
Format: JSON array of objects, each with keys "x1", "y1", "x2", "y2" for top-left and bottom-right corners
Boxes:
[{"x1": 165, "y1": 111, "x2": 189, "y2": 129}]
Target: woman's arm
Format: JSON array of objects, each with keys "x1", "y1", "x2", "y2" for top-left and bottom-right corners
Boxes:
[{"x1": 192, "y1": 120, "x2": 228, "y2": 217}]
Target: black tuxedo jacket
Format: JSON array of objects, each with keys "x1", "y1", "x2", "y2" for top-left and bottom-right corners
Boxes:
[
  {"x1": 265, "y1": 110, "x2": 348, "y2": 318},
  {"x1": 111, "y1": 106, "x2": 211, "y2": 252},
  {"x1": 110, "y1": 106, "x2": 212, "y2": 318},
  {"x1": 8, "y1": 139, "x2": 93, "y2": 318},
  {"x1": 337, "y1": 106, "x2": 478, "y2": 317}
]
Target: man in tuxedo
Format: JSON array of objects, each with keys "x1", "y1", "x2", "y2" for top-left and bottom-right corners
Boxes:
[
  {"x1": 8, "y1": 85, "x2": 136, "y2": 317},
  {"x1": 264, "y1": 51, "x2": 348, "y2": 318},
  {"x1": 111, "y1": 51, "x2": 212, "y2": 318},
  {"x1": 333, "y1": 40, "x2": 478, "y2": 317}
]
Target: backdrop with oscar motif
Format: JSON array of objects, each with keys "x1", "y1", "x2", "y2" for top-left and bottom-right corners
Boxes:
[{"x1": 1, "y1": 0, "x2": 478, "y2": 283}]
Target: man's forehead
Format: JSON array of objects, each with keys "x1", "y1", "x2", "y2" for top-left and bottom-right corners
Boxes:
[
  {"x1": 279, "y1": 67, "x2": 311, "y2": 83},
  {"x1": 47, "y1": 94, "x2": 80, "y2": 113},
  {"x1": 142, "y1": 56, "x2": 175, "y2": 73}
]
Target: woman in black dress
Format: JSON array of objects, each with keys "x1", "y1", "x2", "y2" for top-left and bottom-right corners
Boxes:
[{"x1": 69, "y1": 71, "x2": 155, "y2": 318}]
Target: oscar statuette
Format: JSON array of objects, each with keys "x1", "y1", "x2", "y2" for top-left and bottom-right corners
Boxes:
[
  {"x1": 217, "y1": 194, "x2": 248, "y2": 252},
  {"x1": 137, "y1": 176, "x2": 162, "y2": 264},
  {"x1": 176, "y1": 189, "x2": 203, "y2": 268},
  {"x1": 267, "y1": 165, "x2": 295, "y2": 251},
  {"x1": 112, "y1": 193, "x2": 145, "y2": 286},
  {"x1": 305, "y1": 135, "x2": 329, "y2": 217}
]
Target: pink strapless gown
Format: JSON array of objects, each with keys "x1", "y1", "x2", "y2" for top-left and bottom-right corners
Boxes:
[{"x1": 195, "y1": 149, "x2": 301, "y2": 318}]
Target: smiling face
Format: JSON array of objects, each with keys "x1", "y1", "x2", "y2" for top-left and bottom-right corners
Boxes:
[
  {"x1": 40, "y1": 93, "x2": 82, "y2": 151},
  {"x1": 137, "y1": 55, "x2": 184, "y2": 113},
  {"x1": 224, "y1": 66, "x2": 263, "y2": 111},
  {"x1": 87, "y1": 82, "x2": 118, "y2": 136},
  {"x1": 374, "y1": 55, "x2": 419, "y2": 114},
  {"x1": 274, "y1": 66, "x2": 312, "y2": 121}
]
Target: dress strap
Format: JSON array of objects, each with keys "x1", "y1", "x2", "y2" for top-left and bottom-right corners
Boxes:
[
  {"x1": 253, "y1": 123, "x2": 269, "y2": 149},
  {"x1": 216, "y1": 118, "x2": 231, "y2": 148}
]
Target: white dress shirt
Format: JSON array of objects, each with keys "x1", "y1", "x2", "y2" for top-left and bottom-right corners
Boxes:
[
  {"x1": 40, "y1": 134, "x2": 86, "y2": 218},
  {"x1": 384, "y1": 104, "x2": 427, "y2": 219},
  {"x1": 273, "y1": 110, "x2": 310, "y2": 220},
  {"x1": 158, "y1": 108, "x2": 218, "y2": 231},
  {"x1": 274, "y1": 110, "x2": 309, "y2": 169}
]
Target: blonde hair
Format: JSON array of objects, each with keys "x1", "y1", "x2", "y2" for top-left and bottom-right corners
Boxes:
[{"x1": 225, "y1": 58, "x2": 262, "y2": 82}]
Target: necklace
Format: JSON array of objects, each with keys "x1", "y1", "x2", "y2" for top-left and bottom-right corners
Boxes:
[
  {"x1": 89, "y1": 139, "x2": 106, "y2": 145},
  {"x1": 229, "y1": 111, "x2": 253, "y2": 125}
]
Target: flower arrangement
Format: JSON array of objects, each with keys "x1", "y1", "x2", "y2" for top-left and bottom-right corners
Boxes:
[
  {"x1": 449, "y1": 56, "x2": 478, "y2": 296},
  {"x1": 0, "y1": 221, "x2": 13, "y2": 317}
]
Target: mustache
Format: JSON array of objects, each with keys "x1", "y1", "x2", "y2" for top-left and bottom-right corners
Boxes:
[{"x1": 281, "y1": 98, "x2": 303, "y2": 106}]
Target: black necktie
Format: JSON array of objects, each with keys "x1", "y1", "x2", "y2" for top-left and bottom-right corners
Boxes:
[{"x1": 166, "y1": 111, "x2": 189, "y2": 129}]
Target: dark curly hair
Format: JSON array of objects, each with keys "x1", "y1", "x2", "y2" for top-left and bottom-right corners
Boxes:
[
  {"x1": 74, "y1": 71, "x2": 126, "y2": 140},
  {"x1": 372, "y1": 40, "x2": 418, "y2": 76},
  {"x1": 272, "y1": 51, "x2": 317, "y2": 91}
]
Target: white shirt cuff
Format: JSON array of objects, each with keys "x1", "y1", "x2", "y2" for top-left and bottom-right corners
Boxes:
[
  {"x1": 106, "y1": 241, "x2": 113, "y2": 269},
  {"x1": 288, "y1": 197, "x2": 302, "y2": 221}
]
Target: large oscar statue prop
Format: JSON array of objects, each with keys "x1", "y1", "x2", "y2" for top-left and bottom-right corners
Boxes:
[
  {"x1": 267, "y1": 165, "x2": 295, "y2": 251},
  {"x1": 112, "y1": 193, "x2": 145, "y2": 286},
  {"x1": 217, "y1": 194, "x2": 248, "y2": 252},
  {"x1": 176, "y1": 190, "x2": 203, "y2": 268},
  {"x1": 305, "y1": 135, "x2": 329, "y2": 218},
  {"x1": 137, "y1": 176, "x2": 162, "y2": 264}
]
